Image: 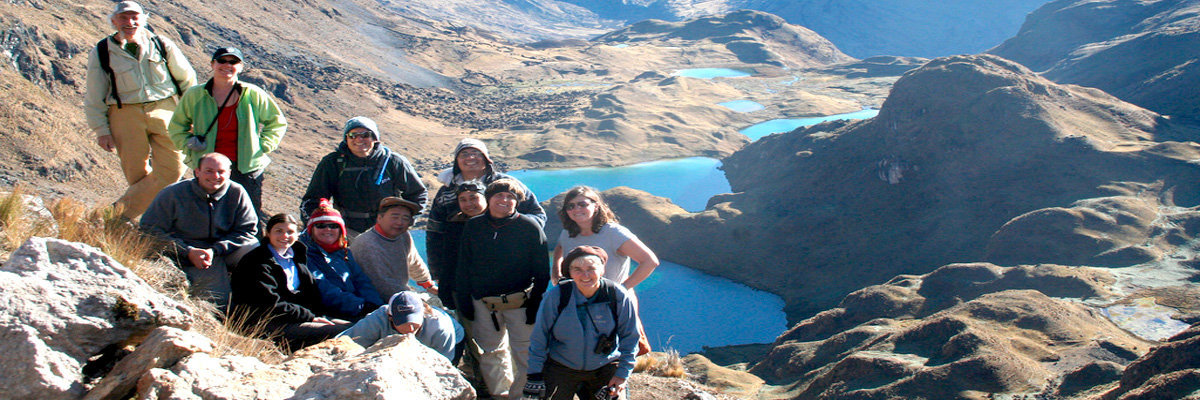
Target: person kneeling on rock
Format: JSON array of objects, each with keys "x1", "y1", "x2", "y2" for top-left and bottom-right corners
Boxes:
[{"x1": 336, "y1": 291, "x2": 462, "y2": 360}]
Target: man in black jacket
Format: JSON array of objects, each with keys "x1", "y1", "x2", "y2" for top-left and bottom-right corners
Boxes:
[
  {"x1": 300, "y1": 116, "x2": 426, "y2": 237},
  {"x1": 455, "y1": 179, "x2": 549, "y2": 399}
]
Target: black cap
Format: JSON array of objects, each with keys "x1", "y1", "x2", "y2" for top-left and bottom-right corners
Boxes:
[{"x1": 211, "y1": 47, "x2": 243, "y2": 62}]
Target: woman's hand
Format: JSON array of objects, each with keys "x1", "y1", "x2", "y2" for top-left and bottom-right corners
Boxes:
[{"x1": 605, "y1": 376, "x2": 626, "y2": 397}]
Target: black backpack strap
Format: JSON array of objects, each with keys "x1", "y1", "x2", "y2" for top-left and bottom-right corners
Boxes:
[
  {"x1": 604, "y1": 281, "x2": 619, "y2": 335},
  {"x1": 150, "y1": 35, "x2": 182, "y2": 96},
  {"x1": 549, "y1": 280, "x2": 574, "y2": 340},
  {"x1": 96, "y1": 37, "x2": 122, "y2": 108}
]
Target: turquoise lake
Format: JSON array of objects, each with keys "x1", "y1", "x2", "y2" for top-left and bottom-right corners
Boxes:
[
  {"x1": 507, "y1": 157, "x2": 730, "y2": 212},
  {"x1": 409, "y1": 229, "x2": 786, "y2": 354},
  {"x1": 671, "y1": 68, "x2": 752, "y2": 79},
  {"x1": 719, "y1": 100, "x2": 765, "y2": 113},
  {"x1": 740, "y1": 108, "x2": 880, "y2": 140}
]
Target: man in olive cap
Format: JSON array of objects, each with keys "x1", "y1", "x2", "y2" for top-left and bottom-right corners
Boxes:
[{"x1": 85, "y1": 0, "x2": 197, "y2": 219}]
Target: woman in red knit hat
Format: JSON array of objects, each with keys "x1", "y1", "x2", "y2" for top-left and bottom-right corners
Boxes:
[{"x1": 298, "y1": 198, "x2": 384, "y2": 321}]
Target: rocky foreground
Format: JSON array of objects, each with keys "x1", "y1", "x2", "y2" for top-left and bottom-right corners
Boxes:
[{"x1": 0, "y1": 235, "x2": 742, "y2": 399}]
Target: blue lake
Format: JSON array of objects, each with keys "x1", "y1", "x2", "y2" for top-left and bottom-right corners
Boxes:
[
  {"x1": 508, "y1": 157, "x2": 730, "y2": 212},
  {"x1": 671, "y1": 68, "x2": 752, "y2": 79},
  {"x1": 719, "y1": 100, "x2": 765, "y2": 113},
  {"x1": 740, "y1": 108, "x2": 880, "y2": 140},
  {"x1": 413, "y1": 228, "x2": 785, "y2": 354}
]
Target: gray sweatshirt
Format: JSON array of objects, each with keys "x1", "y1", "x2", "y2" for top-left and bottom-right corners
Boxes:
[{"x1": 140, "y1": 179, "x2": 258, "y2": 259}]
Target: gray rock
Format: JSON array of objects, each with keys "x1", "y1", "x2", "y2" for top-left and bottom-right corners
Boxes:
[
  {"x1": 149, "y1": 335, "x2": 473, "y2": 399},
  {"x1": 85, "y1": 327, "x2": 213, "y2": 400},
  {"x1": 292, "y1": 335, "x2": 475, "y2": 400},
  {"x1": 0, "y1": 237, "x2": 193, "y2": 399}
]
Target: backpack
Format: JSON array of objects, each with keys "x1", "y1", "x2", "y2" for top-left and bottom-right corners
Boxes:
[
  {"x1": 96, "y1": 34, "x2": 182, "y2": 108},
  {"x1": 552, "y1": 279, "x2": 619, "y2": 337}
]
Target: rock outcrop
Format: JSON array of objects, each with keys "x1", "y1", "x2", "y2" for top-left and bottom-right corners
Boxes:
[
  {"x1": 0, "y1": 237, "x2": 193, "y2": 399},
  {"x1": 1098, "y1": 322, "x2": 1200, "y2": 399},
  {"x1": 990, "y1": 0, "x2": 1200, "y2": 119},
  {"x1": 749, "y1": 262, "x2": 1153, "y2": 399},
  {"x1": 647, "y1": 54, "x2": 1200, "y2": 319}
]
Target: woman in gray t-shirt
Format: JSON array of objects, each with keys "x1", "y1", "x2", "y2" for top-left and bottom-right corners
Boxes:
[{"x1": 552, "y1": 186, "x2": 660, "y2": 288}]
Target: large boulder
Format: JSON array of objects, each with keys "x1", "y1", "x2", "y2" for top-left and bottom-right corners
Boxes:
[
  {"x1": 141, "y1": 335, "x2": 475, "y2": 400},
  {"x1": 0, "y1": 237, "x2": 193, "y2": 399}
]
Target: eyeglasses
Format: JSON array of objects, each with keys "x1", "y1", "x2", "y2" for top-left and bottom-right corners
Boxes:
[
  {"x1": 214, "y1": 58, "x2": 241, "y2": 65},
  {"x1": 563, "y1": 199, "x2": 593, "y2": 211},
  {"x1": 313, "y1": 223, "x2": 340, "y2": 230},
  {"x1": 346, "y1": 132, "x2": 373, "y2": 140}
]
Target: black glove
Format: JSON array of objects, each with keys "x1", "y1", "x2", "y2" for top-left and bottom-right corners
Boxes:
[{"x1": 522, "y1": 374, "x2": 545, "y2": 400}]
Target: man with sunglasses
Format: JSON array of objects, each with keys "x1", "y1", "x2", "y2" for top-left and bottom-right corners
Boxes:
[
  {"x1": 169, "y1": 47, "x2": 287, "y2": 228},
  {"x1": 300, "y1": 116, "x2": 426, "y2": 238},
  {"x1": 85, "y1": 1, "x2": 196, "y2": 220},
  {"x1": 141, "y1": 152, "x2": 258, "y2": 310}
]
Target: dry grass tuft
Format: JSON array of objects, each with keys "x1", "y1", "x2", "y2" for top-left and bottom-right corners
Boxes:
[
  {"x1": 0, "y1": 185, "x2": 55, "y2": 250},
  {"x1": 48, "y1": 198, "x2": 157, "y2": 270},
  {"x1": 634, "y1": 348, "x2": 687, "y2": 378}
]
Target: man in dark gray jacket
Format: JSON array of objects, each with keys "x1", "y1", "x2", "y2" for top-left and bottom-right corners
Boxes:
[{"x1": 141, "y1": 152, "x2": 258, "y2": 309}]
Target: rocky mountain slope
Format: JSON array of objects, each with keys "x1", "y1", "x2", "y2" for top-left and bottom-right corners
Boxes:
[
  {"x1": 990, "y1": 0, "x2": 1200, "y2": 120},
  {"x1": 748, "y1": 262, "x2": 1200, "y2": 399},
  {"x1": 636, "y1": 54, "x2": 1200, "y2": 320},
  {"x1": 0, "y1": 2, "x2": 870, "y2": 215}
]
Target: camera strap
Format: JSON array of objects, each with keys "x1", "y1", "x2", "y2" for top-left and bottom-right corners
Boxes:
[{"x1": 195, "y1": 81, "x2": 241, "y2": 141}]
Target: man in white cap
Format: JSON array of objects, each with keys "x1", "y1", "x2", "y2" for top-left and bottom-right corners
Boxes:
[{"x1": 85, "y1": 0, "x2": 197, "y2": 219}]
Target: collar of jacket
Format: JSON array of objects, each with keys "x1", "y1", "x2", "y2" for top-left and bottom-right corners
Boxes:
[{"x1": 188, "y1": 178, "x2": 230, "y2": 201}]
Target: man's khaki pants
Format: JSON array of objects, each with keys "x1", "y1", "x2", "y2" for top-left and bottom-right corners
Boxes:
[
  {"x1": 471, "y1": 299, "x2": 535, "y2": 399},
  {"x1": 108, "y1": 97, "x2": 186, "y2": 219}
]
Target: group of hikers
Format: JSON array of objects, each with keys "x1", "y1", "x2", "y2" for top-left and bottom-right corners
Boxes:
[{"x1": 86, "y1": 2, "x2": 661, "y2": 399}]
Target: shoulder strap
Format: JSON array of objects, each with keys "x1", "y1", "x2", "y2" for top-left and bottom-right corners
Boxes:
[
  {"x1": 150, "y1": 35, "x2": 183, "y2": 96},
  {"x1": 556, "y1": 280, "x2": 574, "y2": 316},
  {"x1": 96, "y1": 38, "x2": 122, "y2": 108},
  {"x1": 602, "y1": 280, "x2": 619, "y2": 335}
]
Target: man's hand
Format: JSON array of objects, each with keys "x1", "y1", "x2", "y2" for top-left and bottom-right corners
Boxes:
[
  {"x1": 97, "y1": 135, "x2": 116, "y2": 152},
  {"x1": 312, "y1": 317, "x2": 334, "y2": 325},
  {"x1": 187, "y1": 247, "x2": 214, "y2": 269}
]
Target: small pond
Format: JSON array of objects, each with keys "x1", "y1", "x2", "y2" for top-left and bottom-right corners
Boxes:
[
  {"x1": 671, "y1": 68, "x2": 752, "y2": 79},
  {"x1": 740, "y1": 108, "x2": 880, "y2": 141}
]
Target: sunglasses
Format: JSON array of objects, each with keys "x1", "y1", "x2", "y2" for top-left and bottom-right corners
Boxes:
[
  {"x1": 563, "y1": 199, "x2": 593, "y2": 211},
  {"x1": 346, "y1": 132, "x2": 374, "y2": 140},
  {"x1": 313, "y1": 223, "x2": 340, "y2": 230},
  {"x1": 214, "y1": 58, "x2": 241, "y2": 65}
]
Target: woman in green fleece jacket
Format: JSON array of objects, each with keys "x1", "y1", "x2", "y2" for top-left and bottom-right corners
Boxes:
[{"x1": 168, "y1": 47, "x2": 287, "y2": 224}]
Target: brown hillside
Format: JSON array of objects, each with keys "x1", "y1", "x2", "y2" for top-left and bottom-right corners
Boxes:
[
  {"x1": 647, "y1": 54, "x2": 1200, "y2": 319},
  {"x1": 0, "y1": 2, "x2": 873, "y2": 215}
]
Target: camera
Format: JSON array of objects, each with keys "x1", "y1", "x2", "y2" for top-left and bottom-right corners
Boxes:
[
  {"x1": 185, "y1": 135, "x2": 206, "y2": 152},
  {"x1": 593, "y1": 332, "x2": 616, "y2": 354}
]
